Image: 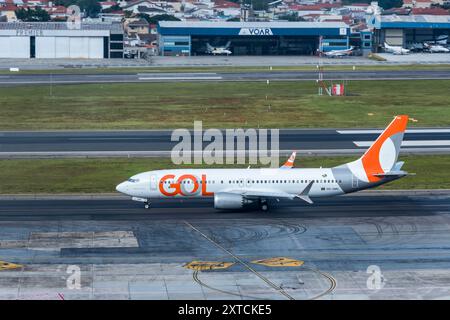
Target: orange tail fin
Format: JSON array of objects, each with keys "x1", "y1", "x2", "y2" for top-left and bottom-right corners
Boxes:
[{"x1": 361, "y1": 115, "x2": 408, "y2": 182}]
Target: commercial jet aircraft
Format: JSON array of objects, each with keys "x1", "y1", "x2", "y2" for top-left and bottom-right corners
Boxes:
[{"x1": 116, "y1": 115, "x2": 410, "y2": 211}]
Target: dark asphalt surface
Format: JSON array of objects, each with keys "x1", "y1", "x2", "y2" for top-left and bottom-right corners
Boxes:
[
  {"x1": 1, "y1": 192, "x2": 449, "y2": 299},
  {"x1": 0, "y1": 194, "x2": 444, "y2": 221},
  {"x1": 1, "y1": 69, "x2": 450, "y2": 85},
  {"x1": 1, "y1": 129, "x2": 449, "y2": 156}
]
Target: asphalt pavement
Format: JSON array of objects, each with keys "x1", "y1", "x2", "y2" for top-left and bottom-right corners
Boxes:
[
  {"x1": 1, "y1": 128, "x2": 450, "y2": 158},
  {"x1": 1, "y1": 69, "x2": 450, "y2": 85}
]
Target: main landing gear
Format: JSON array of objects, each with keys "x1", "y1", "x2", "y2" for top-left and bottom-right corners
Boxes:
[
  {"x1": 144, "y1": 201, "x2": 150, "y2": 209},
  {"x1": 260, "y1": 200, "x2": 269, "y2": 212}
]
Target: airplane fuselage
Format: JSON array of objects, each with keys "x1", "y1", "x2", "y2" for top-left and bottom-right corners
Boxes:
[
  {"x1": 116, "y1": 115, "x2": 409, "y2": 210},
  {"x1": 116, "y1": 167, "x2": 396, "y2": 200}
]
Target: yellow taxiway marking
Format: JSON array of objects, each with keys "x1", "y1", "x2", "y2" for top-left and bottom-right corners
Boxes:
[
  {"x1": 252, "y1": 257, "x2": 304, "y2": 267},
  {"x1": 183, "y1": 261, "x2": 234, "y2": 271},
  {"x1": 0, "y1": 261, "x2": 22, "y2": 271},
  {"x1": 183, "y1": 221, "x2": 295, "y2": 300}
]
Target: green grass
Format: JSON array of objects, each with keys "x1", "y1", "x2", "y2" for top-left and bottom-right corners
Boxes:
[
  {"x1": 1, "y1": 80, "x2": 450, "y2": 130},
  {"x1": 1, "y1": 64, "x2": 450, "y2": 74},
  {"x1": 0, "y1": 155, "x2": 448, "y2": 194}
]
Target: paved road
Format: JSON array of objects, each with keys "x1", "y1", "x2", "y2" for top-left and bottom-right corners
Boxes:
[
  {"x1": 0, "y1": 193, "x2": 447, "y2": 220},
  {"x1": 1, "y1": 69, "x2": 450, "y2": 85},
  {"x1": 1, "y1": 193, "x2": 450, "y2": 300},
  {"x1": 1, "y1": 128, "x2": 450, "y2": 158}
]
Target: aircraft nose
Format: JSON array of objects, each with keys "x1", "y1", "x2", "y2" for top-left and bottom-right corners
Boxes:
[{"x1": 116, "y1": 181, "x2": 127, "y2": 194}]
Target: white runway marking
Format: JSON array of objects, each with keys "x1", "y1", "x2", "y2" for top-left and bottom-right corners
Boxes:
[
  {"x1": 338, "y1": 129, "x2": 450, "y2": 134},
  {"x1": 138, "y1": 76, "x2": 223, "y2": 80},
  {"x1": 137, "y1": 72, "x2": 218, "y2": 76},
  {"x1": 354, "y1": 140, "x2": 450, "y2": 147}
]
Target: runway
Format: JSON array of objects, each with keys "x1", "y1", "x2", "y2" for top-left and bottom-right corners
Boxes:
[
  {"x1": 0, "y1": 193, "x2": 447, "y2": 220},
  {"x1": 2, "y1": 128, "x2": 450, "y2": 158},
  {"x1": 0, "y1": 192, "x2": 450, "y2": 299},
  {"x1": 1, "y1": 69, "x2": 450, "y2": 85}
]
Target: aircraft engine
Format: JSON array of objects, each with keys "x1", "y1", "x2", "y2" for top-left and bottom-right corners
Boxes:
[{"x1": 214, "y1": 193, "x2": 253, "y2": 209}]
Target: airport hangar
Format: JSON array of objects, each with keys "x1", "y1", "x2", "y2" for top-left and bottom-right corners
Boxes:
[
  {"x1": 0, "y1": 22, "x2": 124, "y2": 59},
  {"x1": 368, "y1": 14, "x2": 450, "y2": 51},
  {"x1": 157, "y1": 21, "x2": 351, "y2": 56}
]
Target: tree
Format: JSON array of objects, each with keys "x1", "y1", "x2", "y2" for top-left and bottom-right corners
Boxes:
[
  {"x1": 102, "y1": 4, "x2": 121, "y2": 13},
  {"x1": 138, "y1": 14, "x2": 181, "y2": 25},
  {"x1": 53, "y1": 0, "x2": 101, "y2": 18},
  {"x1": 15, "y1": 7, "x2": 51, "y2": 22},
  {"x1": 277, "y1": 13, "x2": 305, "y2": 22},
  {"x1": 378, "y1": 0, "x2": 403, "y2": 9}
]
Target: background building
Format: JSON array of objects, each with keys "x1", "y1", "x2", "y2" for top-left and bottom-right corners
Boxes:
[
  {"x1": 0, "y1": 22, "x2": 124, "y2": 58},
  {"x1": 368, "y1": 14, "x2": 450, "y2": 51},
  {"x1": 157, "y1": 21, "x2": 350, "y2": 56}
]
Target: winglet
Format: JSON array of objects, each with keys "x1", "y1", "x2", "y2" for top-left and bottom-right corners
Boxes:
[
  {"x1": 280, "y1": 151, "x2": 296, "y2": 169},
  {"x1": 296, "y1": 180, "x2": 314, "y2": 204}
]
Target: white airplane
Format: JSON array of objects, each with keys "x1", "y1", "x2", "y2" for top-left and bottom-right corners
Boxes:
[
  {"x1": 116, "y1": 115, "x2": 410, "y2": 211},
  {"x1": 206, "y1": 41, "x2": 232, "y2": 55},
  {"x1": 384, "y1": 42, "x2": 410, "y2": 55},
  {"x1": 426, "y1": 35, "x2": 448, "y2": 45},
  {"x1": 323, "y1": 46, "x2": 354, "y2": 58},
  {"x1": 424, "y1": 43, "x2": 450, "y2": 53}
]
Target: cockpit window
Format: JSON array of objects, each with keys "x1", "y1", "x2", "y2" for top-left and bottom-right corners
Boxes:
[{"x1": 128, "y1": 178, "x2": 140, "y2": 183}]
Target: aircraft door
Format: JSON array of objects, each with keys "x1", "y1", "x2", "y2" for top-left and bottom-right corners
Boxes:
[
  {"x1": 245, "y1": 178, "x2": 252, "y2": 188},
  {"x1": 239, "y1": 178, "x2": 244, "y2": 188},
  {"x1": 352, "y1": 174, "x2": 358, "y2": 189},
  {"x1": 150, "y1": 175, "x2": 157, "y2": 190}
]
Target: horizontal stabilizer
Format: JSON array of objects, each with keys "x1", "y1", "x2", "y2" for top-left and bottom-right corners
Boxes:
[{"x1": 372, "y1": 171, "x2": 414, "y2": 177}]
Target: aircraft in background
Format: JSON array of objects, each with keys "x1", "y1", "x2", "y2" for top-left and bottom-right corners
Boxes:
[
  {"x1": 427, "y1": 35, "x2": 448, "y2": 45},
  {"x1": 206, "y1": 41, "x2": 232, "y2": 55},
  {"x1": 116, "y1": 116, "x2": 411, "y2": 211},
  {"x1": 323, "y1": 46, "x2": 354, "y2": 58},
  {"x1": 384, "y1": 42, "x2": 410, "y2": 55},
  {"x1": 424, "y1": 43, "x2": 450, "y2": 53}
]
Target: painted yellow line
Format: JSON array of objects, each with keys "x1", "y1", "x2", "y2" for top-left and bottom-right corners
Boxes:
[
  {"x1": 184, "y1": 261, "x2": 234, "y2": 271},
  {"x1": 183, "y1": 221, "x2": 295, "y2": 300},
  {"x1": 252, "y1": 257, "x2": 304, "y2": 267},
  {"x1": 0, "y1": 260, "x2": 22, "y2": 271}
]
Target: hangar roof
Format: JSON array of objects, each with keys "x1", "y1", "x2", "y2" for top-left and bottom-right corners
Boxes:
[
  {"x1": 158, "y1": 21, "x2": 350, "y2": 37},
  {"x1": 0, "y1": 22, "x2": 123, "y2": 32},
  {"x1": 368, "y1": 14, "x2": 450, "y2": 29}
]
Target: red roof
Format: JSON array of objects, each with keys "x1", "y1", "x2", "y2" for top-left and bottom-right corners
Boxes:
[
  {"x1": 0, "y1": 4, "x2": 18, "y2": 11},
  {"x1": 213, "y1": 0, "x2": 240, "y2": 8},
  {"x1": 48, "y1": 5, "x2": 67, "y2": 14},
  {"x1": 411, "y1": 8, "x2": 449, "y2": 14}
]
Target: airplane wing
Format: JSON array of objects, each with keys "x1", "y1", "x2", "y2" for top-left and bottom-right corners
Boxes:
[
  {"x1": 226, "y1": 181, "x2": 315, "y2": 204},
  {"x1": 280, "y1": 151, "x2": 296, "y2": 169}
]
